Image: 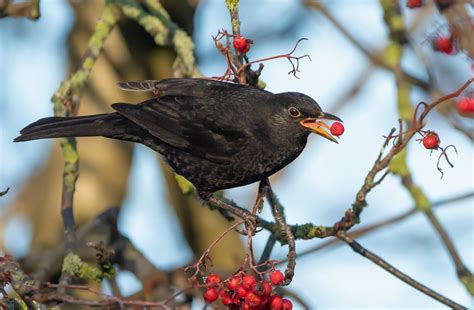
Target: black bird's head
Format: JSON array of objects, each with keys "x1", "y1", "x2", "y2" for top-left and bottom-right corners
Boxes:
[{"x1": 275, "y1": 92, "x2": 342, "y2": 143}]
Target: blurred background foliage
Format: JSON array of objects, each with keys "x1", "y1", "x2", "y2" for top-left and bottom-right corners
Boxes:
[{"x1": 0, "y1": 0, "x2": 473, "y2": 308}]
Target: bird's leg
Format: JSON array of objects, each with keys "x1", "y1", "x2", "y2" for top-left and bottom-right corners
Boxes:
[
  {"x1": 263, "y1": 178, "x2": 296, "y2": 285},
  {"x1": 252, "y1": 180, "x2": 268, "y2": 215},
  {"x1": 238, "y1": 181, "x2": 268, "y2": 236}
]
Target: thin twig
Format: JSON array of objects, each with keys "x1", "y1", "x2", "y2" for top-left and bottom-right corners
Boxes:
[
  {"x1": 0, "y1": 187, "x2": 10, "y2": 197},
  {"x1": 425, "y1": 210, "x2": 471, "y2": 282},
  {"x1": 337, "y1": 231, "x2": 467, "y2": 309},
  {"x1": 304, "y1": 0, "x2": 429, "y2": 90},
  {"x1": 287, "y1": 191, "x2": 473, "y2": 262},
  {"x1": 51, "y1": 5, "x2": 121, "y2": 292},
  {"x1": 258, "y1": 235, "x2": 277, "y2": 265},
  {"x1": 264, "y1": 178, "x2": 296, "y2": 285}
]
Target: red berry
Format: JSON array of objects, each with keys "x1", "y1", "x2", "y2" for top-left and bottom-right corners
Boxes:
[
  {"x1": 245, "y1": 292, "x2": 262, "y2": 307},
  {"x1": 269, "y1": 270, "x2": 285, "y2": 286},
  {"x1": 233, "y1": 36, "x2": 251, "y2": 53},
  {"x1": 242, "y1": 274, "x2": 256, "y2": 290},
  {"x1": 432, "y1": 36, "x2": 454, "y2": 54},
  {"x1": 219, "y1": 288, "x2": 229, "y2": 298},
  {"x1": 254, "y1": 280, "x2": 272, "y2": 296},
  {"x1": 203, "y1": 287, "x2": 218, "y2": 303},
  {"x1": 406, "y1": 0, "x2": 423, "y2": 8},
  {"x1": 269, "y1": 295, "x2": 284, "y2": 310},
  {"x1": 422, "y1": 132, "x2": 440, "y2": 150},
  {"x1": 221, "y1": 294, "x2": 233, "y2": 306},
  {"x1": 205, "y1": 273, "x2": 221, "y2": 286},
  {"x1": 330, "y1": 122, "x2": 345, "y2": 137},
  {"x1": 226, "y1": 275, "x2": 241, "y2": 290},
  {"x1": 457, "y1": 97, "x2": 474, "y2": 115},
  {"x1": 282, "y1": 299, "x2": 293, "y2": 310},
  {"x1": 236, "y1": 285, "x2": 248, "y2": 298}
]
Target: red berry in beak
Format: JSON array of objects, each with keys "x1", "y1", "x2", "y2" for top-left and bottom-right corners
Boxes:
[{"x1": 330, "y1": 122, "x2": 345, "y2": 137}]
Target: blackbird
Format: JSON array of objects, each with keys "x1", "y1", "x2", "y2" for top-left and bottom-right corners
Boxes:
[{"x1": 14, "y1": 78, "x2": 341, "y2": 197}]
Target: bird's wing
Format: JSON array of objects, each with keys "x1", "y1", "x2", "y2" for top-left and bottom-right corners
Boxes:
[
  {"x1": 117, "y1": 78, "x2": 251, "y2": 98},
  {"x1": 112, "y1": 95, "x2": 252, "y2": 163}
]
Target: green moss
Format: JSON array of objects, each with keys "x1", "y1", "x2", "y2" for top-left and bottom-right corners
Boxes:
[
  {"x1": 30, "y1": 5, "x2": 40, "y2": 20},
  {"x1": 173, "y1": 30, "x2": 196, "y2": 76},
  {"x1": 225, "y1": 0, "x2": 239, "y2": 11},
  {"x1": 82, "y1": 57, "x2": 94, "y2": 71},
  {"x1": 383, "y1": 42, "x2": 402, "y2": 68},
  {"x1": 121, "y1": 5, "x2": 140, "y2": 19},
  {"x1": 62, "y1": 253, "x2": 83, "y2": 276},
  {"x1": 60, "y1": 140, "x2": 79, "y2": 164},
  {"x1": 175, "y1": 175, "x2": 195, "y2": 195},
  {"x1": 70, "y1": 70, "x2": 89, "y2": 89},
  {"x1": 461, "y1": 274, "x2": 474, "y2": 296},
  {"x1": 257, "y1": 80, "x2": 267, "y2": 90},
  {"x1": 390, "y1": 15, "x2": 404, "y2": 32},
  {"x1": 142, "y1": 15, "x2": 168, "y2": 44},
  {"x1": 231, "y1": 18, "x2": 241, "y2": 31},
  {"x1": 145, "y1": 0, "x2": 170, "y2": 19},
  {"x1": 62, "y1": 253, "x2": 114, "y2": 282},
  {"x1": 294, "y1": 223, "x2": 326, "y2": 239}
]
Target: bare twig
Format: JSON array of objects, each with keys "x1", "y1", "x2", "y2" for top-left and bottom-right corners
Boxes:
[
  {"x1": 337, "y1": 231, "x2": 467, "y2": 309},
  {"x1": 258, "y1": 235, "x2": 277, "y2": 265},
  {"x1": 291, "y1": 191, "x2": 473, "y2": 261},
  {"x1": 264, "y1": 178, "x2": 296, "y2": 285},
  {"x1": 425, "y1": 210, "x2": 473, "y2": 292},
  {"x1": 184, "y1": 220, "x2": 245, "y2": 282},
  {"x1": 350, "y1": 79, "x2": 474, "y2": 229},
  {"x1": 236, "y1": 38, "x2": 311, "y2": 78},
  {"x1": 304, "y1": 0, "x2": 430, "y2": 90},
  {"x1": 0, "y1": 187, "x2": 9, "y2": 197}
]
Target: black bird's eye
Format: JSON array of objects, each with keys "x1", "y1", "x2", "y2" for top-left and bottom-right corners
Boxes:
[{"x1": 288, "y1": 107, "x2": 301, "y2": 118}]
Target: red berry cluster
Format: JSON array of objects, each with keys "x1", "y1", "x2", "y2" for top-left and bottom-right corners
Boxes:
[
  {"x1": 406, "y1": 0, "x2": 423, "y2": 9},
  {"x1": 233, "y1": 35, "x2": 253, "y2": 54},
  {"x1": 457, "y1": 97, "x2": 474, "y2": 116},
  {"x1": 203, "y1": 270, "x2": 293, "y2": 309}
]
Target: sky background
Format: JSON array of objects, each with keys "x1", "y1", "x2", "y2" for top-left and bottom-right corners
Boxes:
[{"x1": 0, "y1": 0, "x2": 473, "y2": 308}]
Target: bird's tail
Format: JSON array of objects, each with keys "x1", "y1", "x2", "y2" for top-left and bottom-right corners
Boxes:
[{"x1": 14, "y1": 113, "x2": 127, "y2": 142}]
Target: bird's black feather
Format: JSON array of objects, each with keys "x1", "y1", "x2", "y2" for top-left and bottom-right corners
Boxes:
[{"x1": 15, "y1": 78, "x2": 337, "y2": 193}]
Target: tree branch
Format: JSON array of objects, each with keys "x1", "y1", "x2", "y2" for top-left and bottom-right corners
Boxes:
[{"x1": 337, "y1": 231, "x2": 467, "y2": 309}]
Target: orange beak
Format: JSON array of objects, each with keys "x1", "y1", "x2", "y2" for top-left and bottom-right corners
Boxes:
[{"x1": 299, "y1": 112, "x2": 342, "y2": 143}]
